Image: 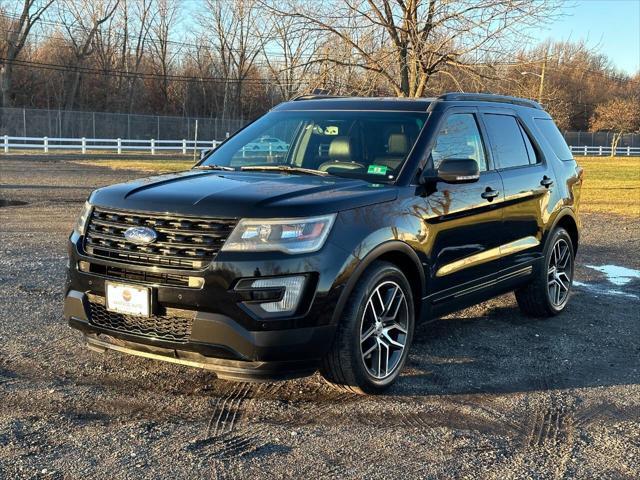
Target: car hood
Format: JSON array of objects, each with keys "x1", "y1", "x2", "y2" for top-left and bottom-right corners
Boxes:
[{"x1": 89, "y1": 170, "x2": 398, "y2": 218}]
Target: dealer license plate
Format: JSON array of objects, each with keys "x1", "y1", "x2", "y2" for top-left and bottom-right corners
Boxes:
[{"x1": 105, "y1": 282, "x2": 151, "y2": 317}]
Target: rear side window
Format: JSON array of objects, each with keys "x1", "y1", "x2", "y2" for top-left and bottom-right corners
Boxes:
[
  {"x1": 535, "y1": 118, "x2": 573, "y2": 160},
  {"x1": 483, "y1": 114, "x2": 531, "y2": 169}
]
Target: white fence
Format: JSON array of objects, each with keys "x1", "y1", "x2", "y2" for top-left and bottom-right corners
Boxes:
[
  {"x1": 2, "y1": 136, "x2": 221, "y2": 155},
  {"x1": 2, "y1": 135, "x2": 640, "y2": 157},
  {"x1": 569, "y1": 145, "x2": 640, "y2": 156}
]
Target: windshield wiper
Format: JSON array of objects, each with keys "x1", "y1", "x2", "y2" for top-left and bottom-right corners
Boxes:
[
  {"x1": 194, "y1": 164, "x2": 236, "y2": 171},
  {"x1": 240, "y1": 165, "x2": 328, "y2": 176}
]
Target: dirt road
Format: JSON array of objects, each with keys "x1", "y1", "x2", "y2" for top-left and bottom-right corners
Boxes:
[{"x1": 1, "y1": 158, "x2": 639, "y2": 479}]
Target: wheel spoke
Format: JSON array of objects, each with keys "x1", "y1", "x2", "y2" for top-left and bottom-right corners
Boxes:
[
  {"x1": 556, "y1": 274, "x2": 569, "y2": 292},
  {"x1": 558, "y1": 271, "x2": 571, "y2": 286},
  {"x1": 361, "y1": 325, "x2": 376, "y2": 343},
  {"x1": 375, "y1": 289, "x2": 385, "y2": 314},
  {"x1": 382, "y1": 329, "x2": 404, "y2": 348},
  {"x1": 362, "y1": 342, "x2": 378, "y2": 360},
  {"x1": 558, "y1": 245, "x2": 570, "y2": 268},
  {"x1": 384, "y1": 286, "x2": 402, "y2": 319},
  {"x1": 385, "y1": 321, "x2": 407, "y2": 335},
  {"x1": 366, "y1": 299, "x2": 378, "y2": 322}
]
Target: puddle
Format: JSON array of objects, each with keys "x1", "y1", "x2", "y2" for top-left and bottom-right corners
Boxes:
[
  {"x1": 0, "y1": 198, "x2": 29, "y2": 207},
  {"x1": 573, "y1": 281, "x2": 639, "y2": 300},
  {"x1": 585, "y1": 265, "x2": 640, "y2": 286}
]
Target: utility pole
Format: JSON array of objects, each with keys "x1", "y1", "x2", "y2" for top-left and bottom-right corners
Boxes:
[
  {"x1": 537, "y1": 56, "x2": 547, "y2": 104},
  {"x1": 192, "y1": 119, "x2": 198, "y2": 162}
]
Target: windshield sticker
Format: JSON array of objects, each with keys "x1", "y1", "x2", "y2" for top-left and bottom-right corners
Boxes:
[{"x1": 367, "y1": 165, "x2": 388, "y2": 175}]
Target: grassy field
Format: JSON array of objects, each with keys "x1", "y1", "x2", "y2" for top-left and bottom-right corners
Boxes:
[
  {"x1": 578, "y1": 156, "x2": 640, "y2": 216},
  {"x1": 70, "y1": 155, "x2": 639, "y2": 217}
]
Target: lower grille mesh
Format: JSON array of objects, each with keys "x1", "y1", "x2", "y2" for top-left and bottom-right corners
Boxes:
[{"x1": 88, "y1": 300, "x2": 194, "y2": 343}]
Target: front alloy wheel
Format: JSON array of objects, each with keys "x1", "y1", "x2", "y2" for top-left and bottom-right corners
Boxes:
[
  {"x1": 320, "y1": 261, "x2": 415, "y2": 394},
  {"x1": 359, "y1": 281, "x2": 409, "y2": 380}
]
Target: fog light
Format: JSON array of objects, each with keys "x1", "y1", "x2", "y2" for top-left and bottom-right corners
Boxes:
[
  {"x1": 188, "y1": 277, "x2": 205, "y2": 288},
  {"x1": 78, "y1": 261, "x2": 90, "y2": 272},
  {"x1": 247, "y1": 275, "x2": 306, "y2": 314}
]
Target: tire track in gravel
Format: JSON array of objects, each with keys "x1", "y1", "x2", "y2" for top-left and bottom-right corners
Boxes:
[
  {"x1": 186, "y1": 382, "x2": 282, "y2": 461},
  {"x1": 573, "y1": 402, "x2": 640, "y2": 427},
  {"x1": 523, "y1": 392, "x2": 577, "y2": 479}
]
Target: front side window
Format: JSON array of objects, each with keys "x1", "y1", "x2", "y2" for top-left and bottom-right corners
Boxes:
[
  {"x1": 483, "y1": 114, "x2": 532, "y2": 169},
  {"x1": 202, "y1": 110, "x2": 427, "y2": 182},
  {"x1": 431, "y1": 113, "x2": 487, "y2": 172}
]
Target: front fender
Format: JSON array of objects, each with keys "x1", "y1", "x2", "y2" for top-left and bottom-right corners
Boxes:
[{"x1": 327, "y1": 237, "x2": 426, "y2": 326}]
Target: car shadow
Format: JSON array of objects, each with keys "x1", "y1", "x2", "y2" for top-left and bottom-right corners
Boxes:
[{"x1": 388, "y1": 290, "x2": 640, "y2": 397}]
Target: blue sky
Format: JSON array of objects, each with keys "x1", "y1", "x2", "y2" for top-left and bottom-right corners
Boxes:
[{"x1": 532, "y1": 0, "x2": 640, "y2": 74}]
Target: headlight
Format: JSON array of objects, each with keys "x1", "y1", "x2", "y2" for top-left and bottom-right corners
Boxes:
[
  {"x1": 74, "y1": 201, "x2": 92, "y2": 235},
  {"x1": 222, "y1": 214, "x2": 336, "y2": 254}
]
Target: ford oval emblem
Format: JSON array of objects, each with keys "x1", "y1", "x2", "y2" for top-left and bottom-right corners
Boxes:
[{"x1": 123, "y1": 226, "x2": 157, "y2": 244}]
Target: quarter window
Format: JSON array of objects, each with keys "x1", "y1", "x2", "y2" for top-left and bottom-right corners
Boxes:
[
  {"x1": 431, "y1": 114, "x2": 487, "y2": 172},
  {"x1": 484, "y1": 114, "x2": 531, "y2": 169},
  {"x1": 535, "y1": 118, "x2": 573, "y2": 160}
]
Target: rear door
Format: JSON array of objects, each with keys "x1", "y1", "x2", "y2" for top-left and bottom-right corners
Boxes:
[
  {"x1": 425, "y1": 107, "x2": 506, "y2": 297},
  {"x1": 480, "y1": 108, "x2": 555, "y2": 272}
]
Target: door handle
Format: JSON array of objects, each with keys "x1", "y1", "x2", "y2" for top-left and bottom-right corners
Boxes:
[
  {"x1": 540, "y1": 176, "x2": 554, "y2": 188},
  {"x1": 481, "y1": 187, "x2": 499, "y2": 201}
]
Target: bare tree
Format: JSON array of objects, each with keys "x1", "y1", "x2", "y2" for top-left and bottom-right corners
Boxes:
[
  {"x1": 259, "y1": 14, "x2": 321, "y2": 100},
  {"x1": 149, "y1": 0, "x2": 180, "y2": 113},
  {"x1": 262, "y1": 0, "x2": 561, "y2": 97},
  {"x1": 125, "y1": 0, "x2": 154, "y2": 112},
  {"x1": 201, "y1": 0, "x2": 262, "y2": 118},
  {"x1": 591, "y1": 97, "x2": 640, "y2": 156},
  {"x1": 58, "y1": 0, "x2": 120, "y2": 110},
  {"x1": 0, "y1": 0, "x2": 54, "y2": 108}
]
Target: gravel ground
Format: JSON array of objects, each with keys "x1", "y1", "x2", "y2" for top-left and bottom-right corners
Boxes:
[{"x1": 1, "y1": 157, "x2": 639, "y2": 479}]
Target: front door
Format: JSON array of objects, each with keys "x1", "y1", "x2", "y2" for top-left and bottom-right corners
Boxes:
[{"x1": 423, "y1": 109, "x2": 506, "y2": 298}]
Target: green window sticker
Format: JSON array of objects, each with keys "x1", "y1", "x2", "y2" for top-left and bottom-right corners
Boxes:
[{"x1": 367, "y1": 164, "x2": 388, "y2": 175}]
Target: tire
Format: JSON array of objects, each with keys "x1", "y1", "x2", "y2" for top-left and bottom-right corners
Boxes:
[
  {"x1": 320, "y1": 261, "x2": 415, "y2": 394},
  {"x1": 515, "y1": 227, "x2": 575, "y2": 317}
]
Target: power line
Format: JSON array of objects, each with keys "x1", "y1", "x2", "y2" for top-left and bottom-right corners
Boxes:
[{"x1": 1, "y1": 56, "x2": 314, "y2": 86}]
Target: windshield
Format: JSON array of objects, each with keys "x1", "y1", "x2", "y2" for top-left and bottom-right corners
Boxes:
[{"x1": 201, "y1": 110, "x2": 427, "y2": 182}]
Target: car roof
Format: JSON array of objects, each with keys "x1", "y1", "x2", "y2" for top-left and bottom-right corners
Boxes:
[
  {"x1": 272, "y1": 92, "x2": 544, "y2": 113},
  {"x1": 273, "y1": 97, "x2": 434, "y2": 112}
]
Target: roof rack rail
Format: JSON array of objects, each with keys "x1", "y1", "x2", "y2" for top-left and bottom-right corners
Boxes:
[
  {"x1": 437, "y1": 92, "x2": 542, "y2": 110},
  {"x1": 291, "y1": 93, "x2": 343, "y2": 101}
]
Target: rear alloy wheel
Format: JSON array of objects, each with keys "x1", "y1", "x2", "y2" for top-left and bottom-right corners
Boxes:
[
  {"x1": 320, "y1": 261, "x2": 415, "y2": 394},
  {"x1": 516, "y1": 227, "x2": 575, "y2": 317},
  {"x1": 547, "y1": 237, "x2": 573, "y2": 309}
]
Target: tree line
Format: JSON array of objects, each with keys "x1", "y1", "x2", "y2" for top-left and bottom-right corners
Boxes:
[{"x1": 1, "y1": 0, "x2": 638, "y2": 134}]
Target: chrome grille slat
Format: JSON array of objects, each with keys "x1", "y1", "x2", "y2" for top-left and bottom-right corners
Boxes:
[
  {"x1": 86, "y1": 229, "x2": 222, "y2": 250},
  {"x1": 84, "y1": 207, "x2": 237, "y2": 270},
  {"x1": 90, "y1": 218, "x2": 233, "y2": 237}
]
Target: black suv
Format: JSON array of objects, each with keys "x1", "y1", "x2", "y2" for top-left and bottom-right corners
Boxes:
[{"x1": 65, "y1": 93, "x2": 583, "y2": 394}]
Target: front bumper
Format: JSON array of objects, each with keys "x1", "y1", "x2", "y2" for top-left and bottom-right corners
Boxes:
[
  {"x1": 64, "y1": 227, "x2": 354, "y2": 381},
  {"x1": 65, "y1": 290, "x2": 336, "y2": 381}
]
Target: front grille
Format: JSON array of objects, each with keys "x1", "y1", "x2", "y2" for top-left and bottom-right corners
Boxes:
[
  {"x1": 88, "y1": 263, "x2": 193, "y2": 288},
  {"x1": 88, "y1": 298, "x2": 195, "y2": 343},
  {"x1": 84, "y1": 207, "x2": 237, "y2": 270}
]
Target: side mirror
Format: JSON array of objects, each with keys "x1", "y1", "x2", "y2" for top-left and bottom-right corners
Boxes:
[{"x1": 435, "y1": 158, "x2": 480, "y2": 184}]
